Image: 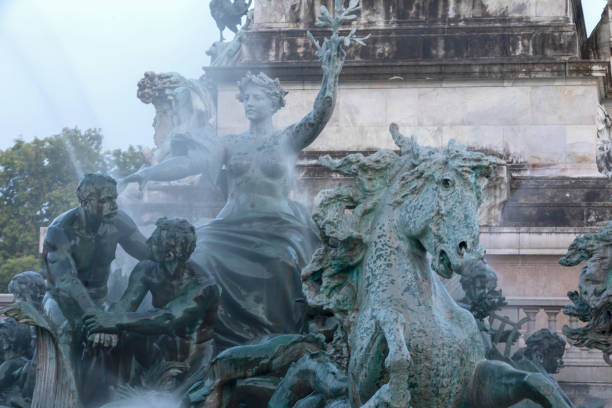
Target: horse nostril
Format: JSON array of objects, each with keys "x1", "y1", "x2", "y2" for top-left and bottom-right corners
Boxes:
[{"x1": 458, "y1": 241, "x2": 467, "y2": 255}]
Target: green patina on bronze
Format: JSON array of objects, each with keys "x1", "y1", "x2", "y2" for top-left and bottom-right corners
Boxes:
[
  {"x1": 302, "y1": 125, "x2": 574, "y2": 408},
  {"x1": 560, "y1": 222, "x2": 612, "y2": 366},
  {"x1": 0, "y1": 1, "x2": 592, "y2": 406},
  {"x1": 0, "y1": 272, "x2": 45, "y2": 407},
  {"x1": 2, "y1": 173, "x2": 150, "y2": 407},
  {"x1": 82, "y1": 217, "x2": 219, "y2": 391}
]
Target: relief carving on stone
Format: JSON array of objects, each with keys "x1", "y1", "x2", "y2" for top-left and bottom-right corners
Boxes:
[{"x1": 596, "y1": 104, "x2": 612, "y2": 177}]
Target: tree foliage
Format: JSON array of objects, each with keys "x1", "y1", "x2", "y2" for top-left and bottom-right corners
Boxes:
[
  {"x1": 106, "y1": 145, "x2": 147, "y2": 178},
  {"x1": 0, "y1": 127, "x2": 145, "y2": 291},
  {"x1": 0, "y1": 255, "x2": 39, "y2": 295}
]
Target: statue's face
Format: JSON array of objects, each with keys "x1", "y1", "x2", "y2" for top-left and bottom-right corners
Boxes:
[
  {"x1": 400, "y1": 171, "x2": 484, "y2": 278},
  {"x1": 242, "y1": 85, "x2": 276, "y2": 123},
  {"x1": 545, "y1": 351, "x2": 564, "y2": 374},
  {"x1": 536, "y1": 347, "x2": 565, "y2": 374},
  {"x1": 149, "y1": 235, "x2": 194, "y2": 269},
  {"x1": 150, "y1": 238, "x2": 175, "y2": 264},
  {"x1": 83, "y1": 183, "x2": 118, "y2": 221}
]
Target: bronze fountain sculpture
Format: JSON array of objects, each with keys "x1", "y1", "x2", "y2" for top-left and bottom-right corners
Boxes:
[
  {"x1": 0, "y1": 1, "x2": 596, "y2": 407},
  {"x1": 299, "y1": 124, "x2": 574, "y2": 408}
]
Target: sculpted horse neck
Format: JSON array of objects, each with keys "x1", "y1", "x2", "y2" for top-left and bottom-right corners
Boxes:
[
  {"x1": 303, "y1": 124, "x2": 575, "y2": 408},
  {"x1": 349, "y1": 132, "x2": 488, "y2": 407},
  {"x1": 353, "y1": 217, "x2": 485, "y2": 407}
]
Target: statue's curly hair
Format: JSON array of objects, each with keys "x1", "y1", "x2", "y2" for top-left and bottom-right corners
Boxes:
[
  {"x1": 148, "y1": 217, "x2": 196, "y2": 262},
  {"x1": 8, "y1": 271, "x2": 45, "y2": 307},
  {"x1": 236, "y1": 72, "x2": 288, "y2": 111},
  {"x1": 525, "y1": 328, "x2": 566, "y2": 358},
  {"x1": 137, "y1": 71, "x2": 186, "y2": 105}
]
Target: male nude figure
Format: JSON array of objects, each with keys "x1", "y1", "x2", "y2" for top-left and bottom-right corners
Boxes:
[
  {"x1": 41, "y1": 173, "x2": 149, "y2": 406},
  {"x1": 83, "y1": 218, "x2": 219, "y2": 387},
  {"x1": 44, "y1": 173, "x2": 148, "y2": 311}
]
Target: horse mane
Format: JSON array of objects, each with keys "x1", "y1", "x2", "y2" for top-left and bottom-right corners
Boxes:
[
  {"x1": 302, "y1": 124, "x2": 502, "y2": 325},
  {"x1": 302, "y1": 149, "x2": 398, "y2": 323}
]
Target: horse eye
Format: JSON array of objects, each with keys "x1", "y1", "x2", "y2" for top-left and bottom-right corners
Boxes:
[{"x1": 440, "y1": 178, "x2": 453, "y2": 190}]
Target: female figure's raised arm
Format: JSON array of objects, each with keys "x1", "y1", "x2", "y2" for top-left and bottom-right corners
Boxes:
[
  {"x1": 286, "y1": 45, "x2": 344, "y2": 153},
  {"x1": 285, "y1": 1, "x2": 369, "y2": 153}
]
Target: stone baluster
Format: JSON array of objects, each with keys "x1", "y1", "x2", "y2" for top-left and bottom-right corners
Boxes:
[
  {"x1": 543, "y1": 307, "x2": 560, "y2": 332},
  {"x1": 523, "y1": 307, "x2": 540, "y2": 337},
  {"x1": 567, "y1": 316, "x2": 579, "y2": 352},
  {"x1": 569, "y1": 316, "x2": 578, "y2": 328}
]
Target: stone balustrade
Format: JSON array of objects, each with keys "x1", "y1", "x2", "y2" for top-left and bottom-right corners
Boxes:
[
  {"x1": 0, "y1": 294, "x2": 14, "y2": 309},
  {"x1": 496, "y1": 296, "x2": 603, "y2": 357},
  {"x1": 498, "y1": 296, "x2": 569, "y2": 336},
  {"x1": 493, "y1": 296, "x2": 611, "y2": 403},
  {"x1": 0, "y1": 294, "x2": 14, "y2": 322}
]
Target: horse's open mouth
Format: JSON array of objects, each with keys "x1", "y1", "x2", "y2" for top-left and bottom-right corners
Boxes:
[{"x1": 437, "y1": 250, "x2": 453, "y2": 278}]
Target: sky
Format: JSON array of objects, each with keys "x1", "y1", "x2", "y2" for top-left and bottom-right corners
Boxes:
[
  {"x1": 0, "y1": 0, "x2": 609, "y2": 151},
  {"x1": 0, "y1": 0, "x2": 217, "y2": 151}
]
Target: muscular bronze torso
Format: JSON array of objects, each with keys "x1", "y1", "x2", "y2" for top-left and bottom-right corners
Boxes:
[{"x1": 48, "y1": 207, "x2": 148, "y2": 304}]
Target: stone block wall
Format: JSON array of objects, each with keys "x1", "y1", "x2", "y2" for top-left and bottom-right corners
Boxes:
[
  {"x1": 488, "y1": 254, "x2": 579, "y2": 298},
  {"x1": 217, "y1": 78, "x2": 600, "y2": 171},
  {"x1": 254, "y1": 0, "x2": 581, "y2": 27},
  {"x1": 245, "y1": 0, "x2": 584, "y2": 64}
]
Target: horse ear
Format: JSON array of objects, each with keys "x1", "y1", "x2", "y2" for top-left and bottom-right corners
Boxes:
[
  {"x1": 389, "y1": 123, "x2": 419, "y2": 159},
  {"x1": 319, "y1": 153, "x2": 366, "y2": 177},
  {"x1": 389, "y1": 122, "x2": 404, "y2": 147}
]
